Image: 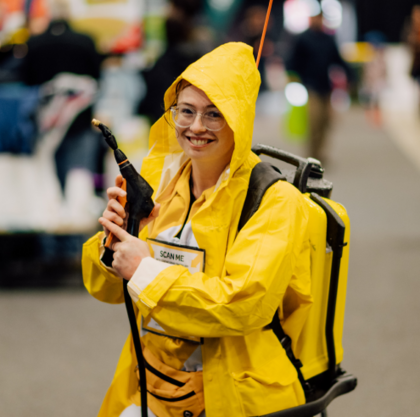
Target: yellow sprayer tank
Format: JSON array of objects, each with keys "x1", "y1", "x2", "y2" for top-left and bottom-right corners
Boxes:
[
  {"x1": 295, "y1": 195, "x2": 350, "y2": 381},
  {"x1": 251, "y1": 144, "x2": 356, "y2": 417}
]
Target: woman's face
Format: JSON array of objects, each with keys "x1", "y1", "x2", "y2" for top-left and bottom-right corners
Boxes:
[{"x1": 174, "y1": 84, "x2": 235, "y2": 168}]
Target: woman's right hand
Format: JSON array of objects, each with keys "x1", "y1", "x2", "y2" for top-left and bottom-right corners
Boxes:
[
  {"x1": 101, "y1": 175, "x2": 161, "y2": 238},
  {"x1": 102, "y1": 175, "x2": 127, "y2": 238}
]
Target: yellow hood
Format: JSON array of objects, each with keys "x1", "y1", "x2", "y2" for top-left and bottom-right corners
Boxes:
[{"x1": 140, "y1": 42, "x2": 261, "y2": 195}]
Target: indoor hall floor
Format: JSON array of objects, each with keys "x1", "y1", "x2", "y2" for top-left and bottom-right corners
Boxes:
[{"x1": 1, "y1": 104, "x2": 420, "y2": 417}]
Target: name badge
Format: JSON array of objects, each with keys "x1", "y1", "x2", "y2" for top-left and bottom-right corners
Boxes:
[
  {"x1": 143, "y1": 238, "x2": 205, "y2": 343},
  {"x1": 147, "y1": 238, "x2": 205, "y2": 274}
]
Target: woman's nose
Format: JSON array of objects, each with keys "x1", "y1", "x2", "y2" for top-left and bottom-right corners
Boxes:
[{"x1": 189, "y1": 114, "x2": 207, "y2": 133}]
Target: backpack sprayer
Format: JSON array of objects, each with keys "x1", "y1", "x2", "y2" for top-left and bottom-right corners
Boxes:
[{"x1": 92, "y1": 119, "x2": 153, "y2": 417}]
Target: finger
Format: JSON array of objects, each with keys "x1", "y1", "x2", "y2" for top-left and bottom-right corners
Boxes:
[
  {"x1": 139, "y1": 204, "x2": 160, "y2": 230},
  {"x1": 103, "y1": 210, "x2": 125, "y2": 226},
  {"x1": 112, "y1": 241, "x2": 121, "y2": 252},
  {"x1": 150, "y1": 203, "x2": 161, "y2": 219},
  {"x1": 99, "y1": 217, "x2": 131, "y2": 242},
  {"x1": 100, "y1": 220, "x2": 110, "y2": 236},
  {"x1": 115, "y1": 175, "x2": 124, "y2": 187},
  {"x1": 107, "y1": 186, "x2": 126, "y2": 200},
  {"x1": 107, "y1": 186, "x2": 127, "y2": 201},
  {"x1": 107, "y1": 199, "x2": 126, "y2": 218},
  {"x1": 139, "y1": 218, "x2": 149, "y2": 230}
]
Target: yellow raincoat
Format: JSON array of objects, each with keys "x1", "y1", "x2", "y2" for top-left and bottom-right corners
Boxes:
[{"x1": 83, "y1": 42, "x2": 312, "y2": 416}]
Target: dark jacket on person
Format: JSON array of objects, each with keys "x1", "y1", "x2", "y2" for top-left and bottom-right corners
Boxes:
[
  {"x1": 137, "y1": 15, "x2": 206, "y2": 123},
  {"x1": 286, "y1": 28, "x2": 352, "y2": 95},
  {"x1": 21, "y1": 20, "x2": 101, "y2": 135}
]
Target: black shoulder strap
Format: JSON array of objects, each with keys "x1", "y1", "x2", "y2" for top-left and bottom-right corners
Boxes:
[
  {"x1": 238, "y1": 162, "x2": 285, "y2": 232},
  {"x1": 271, "y1": 312, "x2": 313, "y2": 399},
  {"x1": 238, "y1": 161, "x2": 312, "y2": 398}
]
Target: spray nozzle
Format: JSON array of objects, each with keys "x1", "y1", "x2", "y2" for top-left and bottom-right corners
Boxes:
[
  {"x1": 92, "y1": 119, "x2": 118, "y2": 150},
  {"x1": 92, "y1": 119, "x2": 127, "y2": 164}
]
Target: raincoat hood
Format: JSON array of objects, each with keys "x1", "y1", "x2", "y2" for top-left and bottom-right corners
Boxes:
[{"x1": 141, "y1": 42, "x2": 261, "y2": 195}]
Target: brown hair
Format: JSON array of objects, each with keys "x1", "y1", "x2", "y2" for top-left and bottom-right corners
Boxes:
[{"x1": 164, "y1": 79, "x2": 192, "y2": 126}]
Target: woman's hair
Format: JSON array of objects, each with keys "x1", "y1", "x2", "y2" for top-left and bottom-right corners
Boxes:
[
  {"x1": 171, "y1": 79, "x2": 192, "y2": 108},
  {"x1": 164, "y1": 79, "x2": 191, "y2": 126}
]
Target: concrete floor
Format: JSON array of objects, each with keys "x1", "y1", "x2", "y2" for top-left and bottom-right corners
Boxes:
[{"x1": 1, "y1": 105, "x2": 420, "y2": 417}]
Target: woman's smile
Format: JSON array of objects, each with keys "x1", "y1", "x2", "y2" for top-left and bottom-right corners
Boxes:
[{"x1": 185, "y1": 134, "x2": 215, "y2": 147}]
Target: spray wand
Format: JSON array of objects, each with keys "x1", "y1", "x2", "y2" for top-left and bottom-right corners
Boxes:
[{"x1": 92, "y1": 119, "x2": 153, "y2": 417}]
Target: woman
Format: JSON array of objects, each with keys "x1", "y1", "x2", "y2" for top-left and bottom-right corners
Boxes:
[{"x1": 83, "y1": 42, "x2": 312, "y2": 417}]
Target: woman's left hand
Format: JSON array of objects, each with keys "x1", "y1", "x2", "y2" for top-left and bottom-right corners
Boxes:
[{"x1": 99, "y1": 217, "x2": 151, "y2": 280}]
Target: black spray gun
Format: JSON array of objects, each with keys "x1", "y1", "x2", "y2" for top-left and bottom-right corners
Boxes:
[{"x1": 92, "y1": 119, "x2": 153, "y2": 417}]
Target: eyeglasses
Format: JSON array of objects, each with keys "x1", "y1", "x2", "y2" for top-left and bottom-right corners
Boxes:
[{"x1": 170, "y1": 105, "x2": 226, "y2": 131}]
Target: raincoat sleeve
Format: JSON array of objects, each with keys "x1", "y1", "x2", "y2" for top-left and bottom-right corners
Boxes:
[
  {"x1": 128, "y1": 181, "x2": 311, "y2": 338},
  {"x1": 82, "y1": 232, "x2": 125, "y2": 304}
]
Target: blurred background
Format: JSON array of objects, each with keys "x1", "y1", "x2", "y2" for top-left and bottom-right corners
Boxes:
[{"x1": 1, "y1": 0, "x2": 420, "y2": 416}]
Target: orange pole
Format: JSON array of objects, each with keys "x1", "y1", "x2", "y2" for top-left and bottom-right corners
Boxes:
[{"x1": 256, "y1": 0, "x2": 274, "y2": 68}]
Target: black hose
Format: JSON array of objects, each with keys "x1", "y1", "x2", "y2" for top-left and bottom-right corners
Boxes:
[{"x1": 123, "y1": 280, "x2": 148, "y2": 417}]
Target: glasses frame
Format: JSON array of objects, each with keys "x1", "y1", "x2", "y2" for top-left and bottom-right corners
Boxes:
[{"x1": 170, "y1": 106, "x2": 226, "y2": 132}]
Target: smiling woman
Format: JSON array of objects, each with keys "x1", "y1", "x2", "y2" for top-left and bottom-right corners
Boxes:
[
  {"x1": 82, "y1": 42, "x2": 312, "y2": 417},
  {"x1": 170, "y1": 84, "x2": 235, "y2": 199}
]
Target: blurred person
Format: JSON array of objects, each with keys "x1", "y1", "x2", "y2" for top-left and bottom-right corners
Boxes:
[
  {"x1": 237, "y1": 5, "x2": 275, "y2": 92},
  {"x1": 286, "y1": 11, "x2": 352, "y2": 163},
  {"x1": 0, "y1": 0, "x2": 49, "y2": 82},
  {"x1": 359, "y1": 31, "x2": 387, "y2": 127},
  {"x1": 20, "y1": 0, "x2": 103, "y2": 193},
  {"x1": 0, "y1": 1, "x2": 50, "y2": 155},
  {"x1": 83, "y1": 43, "x2": 312, "y2": 417},
  {"x1": 137, "y1": 0, "x2": 206, "y2": 124}
]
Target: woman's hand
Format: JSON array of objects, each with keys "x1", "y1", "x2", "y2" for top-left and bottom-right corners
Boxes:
[
  {"x1": 102, "y1": 175, "x2": 160, "y2": 237},
  {"x1": 140, "y1": 203, "x2": 161, "y2": 231},
  {"x1": 102, "y1": 175, "x2": 127, "y2": 238},
  {"x1": 99, "y1": 217, "x2": 151, "y2": 280}
]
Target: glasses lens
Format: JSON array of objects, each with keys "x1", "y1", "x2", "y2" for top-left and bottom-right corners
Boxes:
[
  {"x1": 172, "y1": 106, "x2": 226, "y2": 131},
  {"x1": 173, "y1": 106, "x2": 195, "y2": 128},
  {"x1": 203, "y1": 111, "x2": 226, "y2": 131}
]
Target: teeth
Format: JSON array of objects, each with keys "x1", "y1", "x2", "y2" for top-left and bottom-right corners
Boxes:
[{"x1": 190, "y1": 138, "x2": 209, "y2": 145}]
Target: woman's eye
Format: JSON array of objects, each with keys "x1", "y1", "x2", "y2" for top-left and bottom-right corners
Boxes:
[
  {"x1": 207, "y1": 111, "x2": 222, "y2": 119},
  {"x1": 180, "y1": 108, "x2": 194, "y2": 115}
]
